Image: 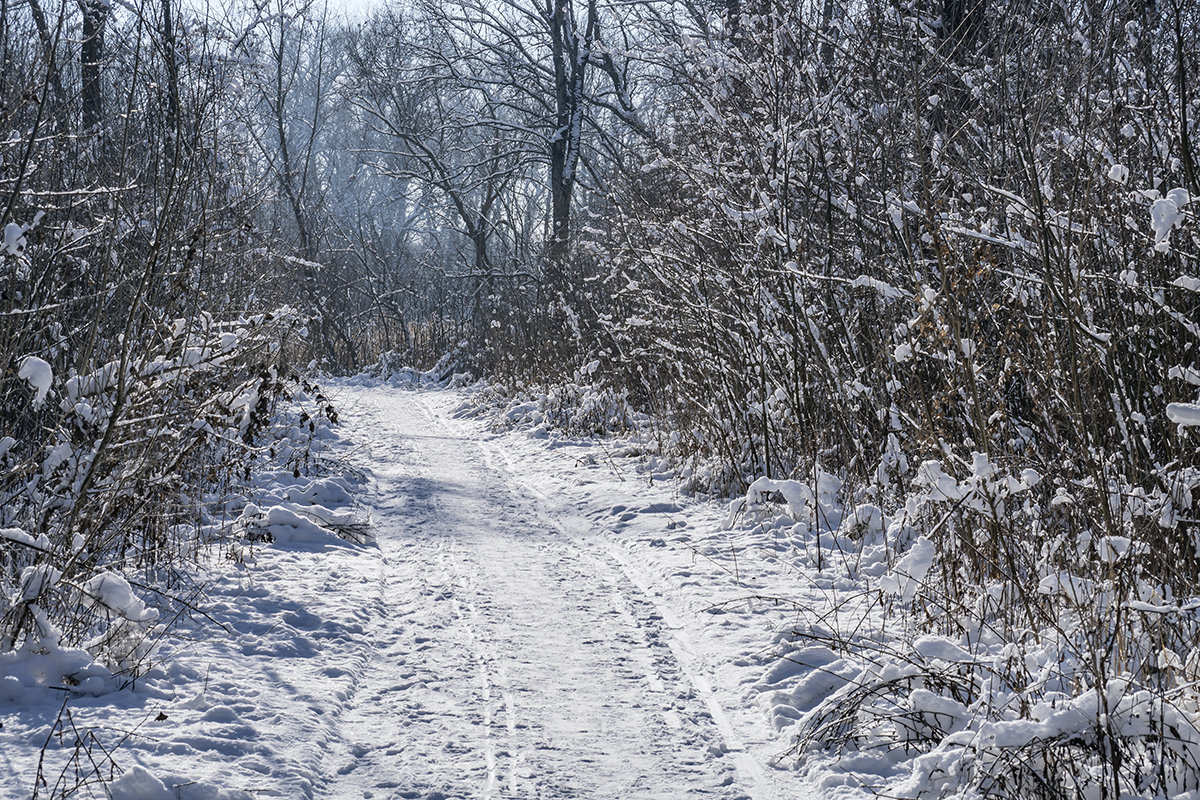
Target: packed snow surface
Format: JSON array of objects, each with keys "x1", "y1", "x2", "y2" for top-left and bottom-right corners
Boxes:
[{"x1": 0, "y1": 383, "x2": 826, "y2": 799}]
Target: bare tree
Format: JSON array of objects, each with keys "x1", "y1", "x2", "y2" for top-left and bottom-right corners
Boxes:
[
  {"x1": 414, "y1": 0, "x2": 641, "y2": 278},
  {"x1": 80, "y1": 0, "x2": 106, "y2": 134}
]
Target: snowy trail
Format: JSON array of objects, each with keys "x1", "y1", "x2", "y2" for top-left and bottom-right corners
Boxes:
[
  {"x1": 322, "y1": 386, "x2": 753, "y2": 799},
  {"x1": 0, "y1": 383, "x2": 825, "y2": 799}
]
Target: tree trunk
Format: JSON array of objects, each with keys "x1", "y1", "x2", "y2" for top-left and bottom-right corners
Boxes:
[
  {"x1": 161, "y1": 0, "x2": 181, "y2": 139},
  {"x1": 545, "y1": 0, "x2": 595, "y2": 277},
  {"x1": 81, "y1": 0, "x2": 106, "y2": 134},
  {"x1": 547, "y1": 0, "x2": 572, "y2": 272},
  {"x1": 941, "y1": 0, "x2": 985, "y2": 57}
]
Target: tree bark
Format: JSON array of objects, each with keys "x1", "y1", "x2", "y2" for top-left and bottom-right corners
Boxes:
[
  {"x1": 161, "y1": 0, "x2": 181, "y2": 139},
  {"x1": 81, "y1": 0, "x2": 107, "y2": 134},
  {"x1": 545, "y1": 0, "x2": 596, "y2": 276}
]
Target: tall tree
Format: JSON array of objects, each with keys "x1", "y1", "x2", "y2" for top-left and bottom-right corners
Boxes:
[
  {"x1": 80, "y1": 0, "x2": 106, "y2": 134},
  {"x1": 416, "y1": 0, "x2": 632, "y2": 280}
]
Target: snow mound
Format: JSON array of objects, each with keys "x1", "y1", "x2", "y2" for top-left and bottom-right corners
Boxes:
[
  {"x1": 85, "y1": 572, "x2": 159, "y2": 623},
  {"x1": 879, "y1": 535, "x2": 935, "y2": 604},
  {"x1": 730, "y1": 471, "x2": 843, "y2": 528},
  {"x1": 0, "y1": 641, "x2": 114, "y2": 697},
  {"x1": 239, "y1": 501, "x2": 367, "y2": 548},
  {"x1": 107, "y1": 766, "x2": 174, "y2": 800}
]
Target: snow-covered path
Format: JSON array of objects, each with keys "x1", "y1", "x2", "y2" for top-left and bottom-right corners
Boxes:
[
  {"x1": 2, "y1": 384, "x2": 826, "y2": 799},
  {"x1": 322, "y1": 386, "x2": 777, "y2": 799}
]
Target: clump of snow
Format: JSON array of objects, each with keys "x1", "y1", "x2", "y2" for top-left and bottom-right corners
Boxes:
[
  {"x1": 2, "y1": 211, "x2": 43, "y2": 256},
  {"x1": 731, "y1": 471, "x2": 844, "y2": 529},
  {"x1": 879, "y1": 535, "x2": 935, "y2": 603},
  {"x1": 1150, "y1": 187, "x2": 1191, "y2": 252},
  {"x1": 1037, "y1": 570, "x2": 1095, "y2": 601},
  {"x1": 912, "y1": 634, "x2": 973, "y2": 664},
  {"x1": 0, "y1": 639, "x2": 114, "y2": 696},
  {"x1": 84, "y1": 572, "x2": 159, "y2": 623},
  {"x1": 0, "y1": 591, "x2": 116, "y2": 695},
  {"x1": 915, "y1": 460, "x2": 966, "y2": 501},
  {"x1": 850, "y1": 274, "x2": 907, "y2": 300},
  {"x1": 844, "y1": 503, "x2": 887, "y2": 536},
  {"x1": 18, "y1": 563, "x2": 61, "y2": 600},
  {"x1": 1096, "y1": 535, "x2": 1142, "y2": 563},
  {"x1": 82, "y1": 572, "x2": 161, "y2": 675},
  {"x1": 238, "y1": 501, "x2": 364, "y2": 548},
  {"x1": 17, "y1": 355, "x2": 53, "y2": 409},
  {"x1": 1, "y1": 526, "x2": 46, "y2": 551},
  {"x1": 280, "y1": 476, "x2": 356, "y2": 509},
  {"x1": 741, "y1": 476, "x2": 815, "y2": 522},
  {"x1": 1107, "y1": 163, "x2": 1128, "y2": 184},
  {"x1": 2, "y1": 222, "x2": 26, "y2": 255},
  {"x1": 1167, "y1": 402, "x2": 1200, "y2": 427}
]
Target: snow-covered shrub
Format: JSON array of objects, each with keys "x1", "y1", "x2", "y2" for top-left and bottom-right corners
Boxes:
[
  {"x1": 534, "y1": 379, "x2": 638, "y2": 436},
  {"x1": 363, "y1": 343, "x2": 482, "y2": 389},
  {"x1": 770, "y1": 449, "x2": 1200, "y2": 797},
  {"x1": 617, "y1": 0, "x2": 1200, "y2": 792},
  {"x1": 0, "y1": 303, "x2": 335, "y2": 682},
  {"x1": 794, "y1": 629, "x2": 1200, "y2": 800},
  {"x1": 0, "y1": 0, "x2": 369, "y2": 691},
  {"x1": 481, "y1": 375, "x2": 639, "y2": 439}
]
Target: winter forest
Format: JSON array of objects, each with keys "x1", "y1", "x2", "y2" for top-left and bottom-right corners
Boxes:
[{"x1": 3, "y1": 0, "x2": 1200, "y2": 796}]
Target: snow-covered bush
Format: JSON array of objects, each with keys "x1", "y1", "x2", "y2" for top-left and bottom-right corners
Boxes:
[
  {"x1": 365, "y1": 344, "x2": 477, "y2": 388},
  {"x1": 730, "y1": 452, "x2": 1200, "y2": 797},
  {"x1": 0, "y1": 304, "x2": 335, "y2": 681},
  {"x1": 576, "y1": 0, "x2": 1200, "y2": 794},
  {"x1": 0, "y1": 0, "x2": 344, "y2": 687},
  {"x1": 761, "y1": 453, "x2": 1200, "y2": 798},
  {"x1": 473, "y1": 372, "x2": 640, "y2": 440}
]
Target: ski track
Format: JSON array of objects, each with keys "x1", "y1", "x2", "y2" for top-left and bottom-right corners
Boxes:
[{"x1": 320, "y1": 388, "x2": 749, "y2": 800}]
